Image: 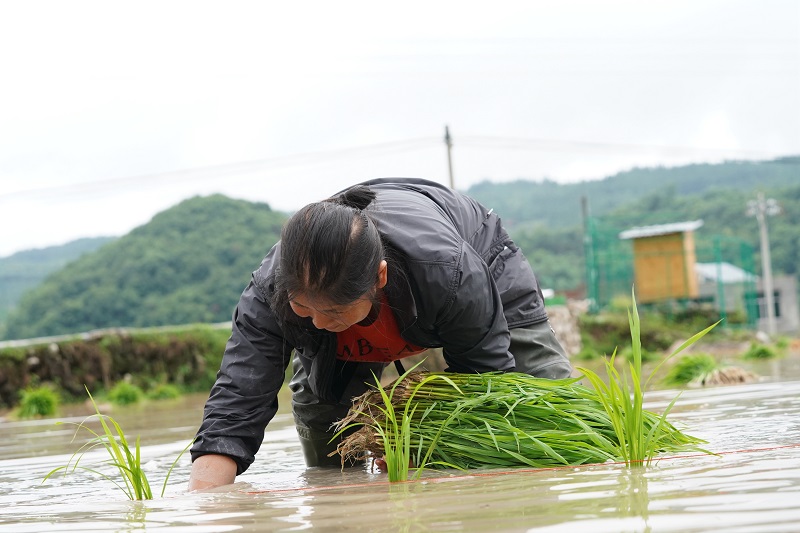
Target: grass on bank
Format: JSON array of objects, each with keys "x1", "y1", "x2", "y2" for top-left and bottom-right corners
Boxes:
[{"x1": 0, "y1": 325, "x2": 230, "y2": 411}]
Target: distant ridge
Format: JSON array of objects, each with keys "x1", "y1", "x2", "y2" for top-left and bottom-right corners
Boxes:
[
  {"x1": 0, "y1": 236, "x2": 116, "y2": 325},
  {"x1": 466, "y1": 156, "x2": 799, "y2": 229},
  {"x1": 3, "y1": 156, "x2": 798, "y2": 339},
  {"x1": 2, "y1": 195, "x2": 285, "y2": 340}
]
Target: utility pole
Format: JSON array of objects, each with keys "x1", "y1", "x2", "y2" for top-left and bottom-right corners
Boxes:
[
  {"x1": 581, "y1": 195, "x2": 598, "y2": 311},
  {"x1": 444, "y1": 125, "x2": 455, "y2": 189},
  {"x1": 746, "y1": 192, "x2": 781, "y2": 336}
]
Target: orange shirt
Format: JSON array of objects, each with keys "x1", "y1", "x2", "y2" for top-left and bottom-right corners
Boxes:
[{"x1": 336, "y1": 296, "x2": 427, "y2": 363}]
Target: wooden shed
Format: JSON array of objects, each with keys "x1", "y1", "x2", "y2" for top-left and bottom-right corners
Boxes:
[{"x1": 619, "y1": 220, "x2": 704, "y2": 303}]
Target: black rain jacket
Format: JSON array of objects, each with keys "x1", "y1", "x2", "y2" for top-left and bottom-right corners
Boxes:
[{"x1": 191, "y1": 178, "x2": 549, "y2": 474}]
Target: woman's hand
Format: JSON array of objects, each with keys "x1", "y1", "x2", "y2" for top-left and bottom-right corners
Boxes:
[
  {"x1": 371, "y1": 455, "x2": 413, "y2": 473},
  {"x1": 188, "y1": 454, "x2": 237, "y2": 491}
]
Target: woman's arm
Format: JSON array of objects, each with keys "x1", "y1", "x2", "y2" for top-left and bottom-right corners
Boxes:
[
  {"x1": 190, "y1": 269, "x2": 294, "y2": 480},
  {"x1": 188, "y1": 454, "x2": 238, "y2": 491},
  {"x1": 433, "y1": 246, "x2": 515, "y2": 372}
]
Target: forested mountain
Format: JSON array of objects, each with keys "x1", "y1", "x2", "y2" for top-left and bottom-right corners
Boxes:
[
  {"x1": 2, "y1": 195, "x2": 285, "y2": 340},
  {"x1": 467, "y1": 157, "x2": 799, "y2": 229},
  {"x1": 466, "y1": 157, "x2": 799, "y2": 292},
  {"x1": 507, "y1": 183, "x2": 799, "y2": 292},
  {"x1": 3, "y1": 157, "x2": 797, "y2": 340},
  {"x1": 0, "y1": 237, "x2": 115, "y2": 325}
]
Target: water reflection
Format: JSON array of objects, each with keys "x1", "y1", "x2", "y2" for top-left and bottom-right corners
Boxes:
[
  {"x1": 2, "y1": 377, "x2": 800, "y2": 532},
  {"x1": 616, "y1": 470, "x2": 651, "y2": 526}
]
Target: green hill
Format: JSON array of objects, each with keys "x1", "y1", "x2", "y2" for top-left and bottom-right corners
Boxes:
[
  {"x1": 3, "y1": 157, "x2": 797, "y2": 340},
  {"x1": 2, "y1": 195, "x2": 285, "y2": 340},
  {"x1": 466, "y1": 156, "x2": 799, "y2": 229},
  {"x1": 0, "y1": 237, "x2": 115, "y2": 326},
  {"x1": 466, "y1": 157, "x2": 800, "y2": 292}
]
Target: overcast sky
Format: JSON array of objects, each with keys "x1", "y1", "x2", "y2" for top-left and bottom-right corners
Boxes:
[{"x1": 1, "y1": 0, "x2": 798, "y2": 257}]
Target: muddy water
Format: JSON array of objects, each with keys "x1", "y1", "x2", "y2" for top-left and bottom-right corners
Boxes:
[{"x1": 2, "y1": 360, "x2": 800, "y2": 532}]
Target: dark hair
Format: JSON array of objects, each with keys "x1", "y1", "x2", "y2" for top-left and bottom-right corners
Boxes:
[{"x1": 273, "y1": 185, "x2": 384, "y2": 316}]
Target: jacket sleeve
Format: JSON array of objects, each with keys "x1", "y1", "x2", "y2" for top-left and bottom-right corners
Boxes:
[
  {"x1": 434, "y1": 244, "x2": 516, "y2": 373},
  {"x1": 190, "y1": 278, "x2": 293, "y2": 475}
]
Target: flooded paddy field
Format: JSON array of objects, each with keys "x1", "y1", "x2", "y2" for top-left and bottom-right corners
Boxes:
[{"x1": 1, "y1": 354, "x2": 800, "y2": 532}]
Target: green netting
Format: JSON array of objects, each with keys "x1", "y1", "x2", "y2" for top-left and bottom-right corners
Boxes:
[{"x1": 584, "y1": 216, "x2": 757, "y2": 327}]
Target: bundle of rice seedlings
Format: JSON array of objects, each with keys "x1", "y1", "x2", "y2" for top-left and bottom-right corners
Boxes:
[
  {"x1": 334, "y1": 370, "x2": 707, "y2": 478},
  {"x1": 700, "y1": 366, "x2": 758, "y2": 386},
  {"x1": 334, "y1": 288, "x2": 715, "y2": 481},
  {"x1": 663, "y1": 353, "x2": 721, "y2": 387},
  {"x1": 664, "y1": 354, "x2": 757, "y2": 387}
]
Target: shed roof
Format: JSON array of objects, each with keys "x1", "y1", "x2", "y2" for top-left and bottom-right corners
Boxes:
[
  {"x1": 619, "y1": 219, "x2": 704, "y2": 240},
  {"x1": 695, "y1": 262, "x2": 757, "y2": 284}
]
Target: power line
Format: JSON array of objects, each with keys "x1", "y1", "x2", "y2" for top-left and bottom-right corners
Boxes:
[
  {"x1": 457, "y1": 135, "x2": 786, "y2": 159},
  {"x1": 0, "y1": 137, "x2": 440, "y2": 201},
  {"x1": 1, "y1": 134, "x2": 794, "y2": 201}
]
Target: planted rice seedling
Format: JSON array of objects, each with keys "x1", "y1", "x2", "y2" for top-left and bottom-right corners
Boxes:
[
  {"x1": 108, "y1": 381, "x2": 144, "y2": 406},
  {"x1": 663, "y1": 354, "x2": 721, "y2": 387},
  {"x1": 663, "y1": 355, "x2": 757, "y2": 387},
  {"x1": 334, "y1": 288, "x2": 716, "y2": 479},
  {"x1": 43, "y1": 386, "x2": 192, "y2": 500},
  {"x1": 147, "y1": 383, "x2": 182, "y2": 400},
  {"x1": 16, "y1": 385, "x2": 59, "y2": 418},
  {"x1": 575, "y1": 288, "x2": 717, "y2": 467},
  {"x1": 742, "y1": 343, "x2": 779, "y2": 360}
]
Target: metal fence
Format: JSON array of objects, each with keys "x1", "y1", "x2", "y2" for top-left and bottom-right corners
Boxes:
[{"x1": 584, "y1": 216, "x2": 757, "y2": 328}]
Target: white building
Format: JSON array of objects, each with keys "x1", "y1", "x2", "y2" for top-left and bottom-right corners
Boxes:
[{"x1": 695, "y1": 262, "x2": 799, "y2": 334}]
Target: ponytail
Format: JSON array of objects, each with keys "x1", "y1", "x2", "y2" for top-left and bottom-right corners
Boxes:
[
  {"x1": 273, "y1": 185, "x2": 384, "y2": 315},
  {"x1": 324, "y1": 185, "x2": 376, "y2": 211}
]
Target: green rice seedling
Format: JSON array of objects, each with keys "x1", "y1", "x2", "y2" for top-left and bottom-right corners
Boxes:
[
  {"x1": 108, "y1": 382, "x2": 144, "y2": 406},
  {"x1": 576, "y1": 287, "x2": 718, "y2": 467},
  {"x1": 334, "y1": 361, "x2": 452, "y2": 482},
  {"x1": 147, "y1": 383, "x2": 182, "y2": 400},
  {"x1": 17, "y1": 385, "x2": 59, "y2": 418},
  {"x1": 334, "y1": 365, "x2": 708, "y2": 478},
  {"x1": 775, "y1": 336, "x2": 790, "y2": 352},
  {"x1": 43, "y1": 386, "x2": 193, "y2": 500},
  {"x1": 662, "y1": 353, "x2": 720, "y2": 387},
  {"x1": 335, "y1": 288, "x2": 716, "y2": 479},
  {"x1": 369, "y1": 375, "x2": 414, "y2": 482},
  {"x1": 742, "y1": 342, "x2": 778, "y2": 360}
]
